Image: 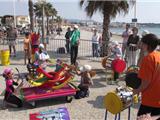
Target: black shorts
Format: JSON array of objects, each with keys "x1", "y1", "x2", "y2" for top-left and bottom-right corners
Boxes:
[{"x1": 138, "y1": 104, "x2": 160, "y2": 116}]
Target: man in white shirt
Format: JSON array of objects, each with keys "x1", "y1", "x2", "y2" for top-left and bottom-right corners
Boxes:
[
  {"x1": 92, "y1": 29, "x2": 99, "y2": 57},
  {"x1": 122, "y1": 24, "x2": 132, "y2": 59}
]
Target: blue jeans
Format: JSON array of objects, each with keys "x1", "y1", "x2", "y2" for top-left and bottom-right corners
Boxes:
[{"x1": 92, "y1": 43, "x2": 99, "y2": 57}]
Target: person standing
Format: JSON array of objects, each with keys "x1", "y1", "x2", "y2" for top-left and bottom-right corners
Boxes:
[
  {"x1": 70, "y1": 25, "x2": 80, "y2": 65},
  {"x1": 30, "y1": 31, "x2": 40, "y2": 62},
  {"x1": 122, "y1": 24, "x2": 132, "y2": 59},
  {"x1": 133, "y1": 34, "x2": 160, "y2": 118},
  {"x1": 65, "y1": 27, "x2": 72, "y2": 53},
  {"x1": 92, "y1": 29, "x2": 99, "y2": 57},
  {"x1": 24, "y1": 32, "x2": 31, "y2": 65},
  {"x1": 127, "y1": 27, "x2": 140, "y2": 67},
  {"x1": 7, "y1": 27, "x2": 17, "y2": 57}
]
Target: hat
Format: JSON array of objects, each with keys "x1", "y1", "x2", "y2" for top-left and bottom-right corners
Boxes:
[
  {"x1": 74, "y1": 25, "x2": 78, "y2": 29},
  {"x1": 113, "y1": 41, "x2": 119, "y2": 46},
  {"x1": 80, "y1": 65, "x2": 92, "y2": 72},
  {"x1": 39, "y1": 44, "x2": 44, "y2": 49},
  {"x1": 142, "y1": 30, "x2": 150, "y2": 37},
  {"x1": 3, "y1": 68, "x2": 13, "y2": 76}
]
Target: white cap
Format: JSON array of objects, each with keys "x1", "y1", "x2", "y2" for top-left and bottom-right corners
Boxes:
[
  {"x1": 142, "y1": 30, "x2": 149, "y2": 37},
  {"x1": 74, "y1": 25, "x2": 78, "y2": 29},
  {"x1": 80, "y1": 65, "x2": 92, "y2": 72},
  {"x1": 113, "y1": 41, "x2": 119, "y2": 46},
  {"x1": 39, "y1": 43, "x2": 44, "y2": 49}
]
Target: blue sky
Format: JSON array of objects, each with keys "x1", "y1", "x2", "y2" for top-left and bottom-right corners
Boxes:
[{"x1": 0, "y1": 0, "x2": 160, "y2": 23}]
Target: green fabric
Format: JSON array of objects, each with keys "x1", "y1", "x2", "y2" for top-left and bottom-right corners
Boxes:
[
  {"x1": 19, "y1": 89, "x2": 24, "y2": 101},
  {"x1": 35, "y1": 77, "x2": 49, "y2": 83},
  {"x1": 114, "y1": 72, "x2": 119, "y2": 81},
  {"x1": 70, "y1": 30, "x2": 80, "y2": 46}
]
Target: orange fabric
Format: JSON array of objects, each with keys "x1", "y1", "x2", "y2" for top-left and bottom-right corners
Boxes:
[{"x1": 138, "y1": 51, "x2": 160, "y2": 108}]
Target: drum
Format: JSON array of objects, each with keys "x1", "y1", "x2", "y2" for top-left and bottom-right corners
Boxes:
[
  {"x1": 125, "y1": 72, "x2": 141, "y2": 89},
  {"x1": 104, "y1": 87, "x2": 135, "y2": 114},
  {"x1": 127, "y1": 65, "x2": 139, "y2": 73},
  {"x1": 101, "y1": 57, "x2": 115, "y2": 69},
  {"x1": 111, "y1": 59, "x2": 126, "y2": 73}
]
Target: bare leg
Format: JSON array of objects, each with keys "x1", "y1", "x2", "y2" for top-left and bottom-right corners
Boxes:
[
  {"x1": 9, "y1": 45, "x2": 12, "y2": 55},
  {"x1": 13, "y1": 45, "x2": 16, "y2": 56}
]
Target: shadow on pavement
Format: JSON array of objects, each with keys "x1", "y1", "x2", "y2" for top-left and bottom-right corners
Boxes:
[
  {"x1": 87, "y1": 96, "x2": 105, "y2": 109},
  {"x1": 2, "y1": 97, "x2": 71, "y2": 112}
]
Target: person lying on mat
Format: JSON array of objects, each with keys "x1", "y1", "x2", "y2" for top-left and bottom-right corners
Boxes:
[
  {"x1": 3, "y1": 68, "x2": 23, "y2": 108},
  {"x1": 35, "y1": 43, "x2": 50, "y2": 69},
  {"x1": 133, "y1": 34, "x2": 160, "y2": 118}
]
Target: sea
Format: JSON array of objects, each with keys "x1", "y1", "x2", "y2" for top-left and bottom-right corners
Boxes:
[{"x1": 110, "y1": 26, "x2": 160, "y2": 37}]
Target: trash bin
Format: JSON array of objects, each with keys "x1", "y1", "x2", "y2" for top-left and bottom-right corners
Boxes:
[{"x1": 1, "y1": 49, "x2": 10, "y2": 65}]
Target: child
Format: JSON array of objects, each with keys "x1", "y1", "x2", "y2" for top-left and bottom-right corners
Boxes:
[
  {"x1": 24, "y1": 32, "x2": 31, "y2": 64},
  {"x1": 133, "y1": 34, "x2": 160, "y2": 117},
  {"x1": 111, "y1": 41, "x2": 123, "y2": 83},
  {"x1": 111, "y1": 41, "x2": 122, "y2": 59},
  {"x1": 35, "y1": 44, "x2": 50, "y2": 69},
  {"x1": 3, "y1": 68, "x2": 23, "y2": 108},
  {"x1": 75, "y1": 65, "x2": 93, "y2": 99},
  {"x1": 55, "y1": 59, "x2": 63, "y2": 72}
]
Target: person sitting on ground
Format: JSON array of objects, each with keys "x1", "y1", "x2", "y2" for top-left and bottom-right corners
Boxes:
[
  {"x1": 35, "y1": 44, "x2": 50, "y2": 69},
  {"x1": 24, "y1": 32, "x2": 31, "y2": 65},
  {"x1": 75, "y1": 65, "x2": 93, "y2": 99},
  {"x1": 133, "y1": 34, "x2": 160, "y2": 118},
  {"x1": 3, "y1": 68, "x2": 23, "y2": 108}
]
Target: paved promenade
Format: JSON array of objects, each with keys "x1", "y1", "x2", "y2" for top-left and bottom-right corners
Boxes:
[{"x1": 0, "y1": 29, "x2": 139, "y2": 120}]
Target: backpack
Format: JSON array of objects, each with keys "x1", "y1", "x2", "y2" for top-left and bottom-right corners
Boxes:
[{"x1": 57, "y1": 47, "x2": 65, "y2": 54}]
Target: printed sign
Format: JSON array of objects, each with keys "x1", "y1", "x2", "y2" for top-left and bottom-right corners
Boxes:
[{"x1": 30, "y1": 107, "x2": 70, "y2": 120}]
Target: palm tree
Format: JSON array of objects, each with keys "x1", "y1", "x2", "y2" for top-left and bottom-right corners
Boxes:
[
  {"x1": 80, "y1": 1, "x2": 131, "y2": 56},
  {"x1": 34, "y1": 1, "x2": 57, "y2": 35},
  {"x1": 56, "y1": 16, "x2": 62, "y2": 24},
  {"x1": 28, "y1": 0, "x2": 34, "y2": 32}
]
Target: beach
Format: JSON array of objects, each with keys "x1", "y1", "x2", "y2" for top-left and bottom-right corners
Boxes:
[{"x1": 0, "y1": 29, "x2": 138, "y2": 120}]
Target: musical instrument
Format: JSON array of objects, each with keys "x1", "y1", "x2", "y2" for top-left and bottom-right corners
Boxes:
[
  {"x1": 127, "y1": 65, "x2": 139, "y2": 73},
  {"x1": 125, "y1": 65, "x2": 141, "y2": 89},
  {"x1": 104, "y1": 86, "x2": 137, "y2": 114},
  {"x1": 101, "y1": 57, "x2": 113, "y2": 69},
  {"x1": 111, "y1": 59, "x2": 126, "y2": 73}
]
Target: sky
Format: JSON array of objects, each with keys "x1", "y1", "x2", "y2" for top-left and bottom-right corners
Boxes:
[{"x1": 0, "y1": 0, "x2": 160, "y2": 23}]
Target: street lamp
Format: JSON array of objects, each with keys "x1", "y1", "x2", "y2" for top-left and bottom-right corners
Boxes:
[
  {"x1": 13, "y1": 0, "x2": 16, "y2": 27},
  {"x1": 132, "y1": 0, "x2": 137, "y2": 27}
]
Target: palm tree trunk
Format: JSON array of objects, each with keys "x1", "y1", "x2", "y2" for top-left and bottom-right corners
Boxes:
[
  {"x1": 28, "y1": 0, "x2": 34, "y2": 32},
  {"x1": 101, "y1": 8, "x2": 111, "y2": 57},
  {"x1": 46, "y1": 17, "x2": 49, "y2": 35}
]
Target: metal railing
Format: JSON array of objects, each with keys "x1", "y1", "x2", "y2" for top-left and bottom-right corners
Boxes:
[{"x1": 0, "y1": 37, "x2": 102, "y2": 61}]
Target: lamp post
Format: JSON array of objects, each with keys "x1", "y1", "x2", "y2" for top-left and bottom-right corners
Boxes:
[
  {"x1": 134, "y1": 0, "x2": 137, "y2": 27},
  {"x1": 13, "y1": 0, "x2": 16, "y2": 27}
]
